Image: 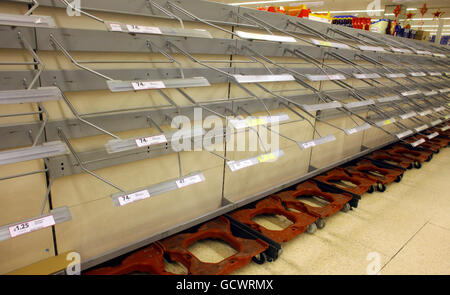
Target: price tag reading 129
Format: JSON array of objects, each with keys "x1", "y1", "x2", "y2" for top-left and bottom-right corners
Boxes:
[{"x1": 9, "y1": 215, "x2": 55, "y2": 238}]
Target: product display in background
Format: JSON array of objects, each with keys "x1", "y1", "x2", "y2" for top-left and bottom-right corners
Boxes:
[{"x1": 257, "y1": 4, "x2": 332, "y2": 23}]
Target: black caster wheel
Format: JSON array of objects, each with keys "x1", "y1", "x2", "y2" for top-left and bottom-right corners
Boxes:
[
  {"x1": 316, "y1": 218, "x2": 326, "y2": 229},
  {"x1": 367, "y1": 185, "x2": 375, "y2": 194},
  {"x1": 307, "y1": 223, "x2": 317, "y2": 234},
  {"x1": 425, "y1": 155, "x2": 433, "y2": 162},
  {"x1": 341, "y1": 203, "x2": 351, "y2": 213},
  {"x1": 414, "y1": 161, "x2": 422, "y2": 169},
  {"x1": 377, "y1": 183, "x2": 386, "y2": 192},
  {"x1": 394, "y1": 174, "x2": 403, "y2": 183},
  {"x1": 407, "y1": 164, "x2": 413, "y2": 170},
  {"x1": 252, "y1": 253, "x2": 266, "y2": 265}
]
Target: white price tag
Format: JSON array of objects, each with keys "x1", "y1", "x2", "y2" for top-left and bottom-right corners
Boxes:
[
  {"x1": 424, "y1": 91, "x2": 438, "y2": 96},
  {"x1": 415, "y1": 125, "x2": 428, "y2": 132},
  {"x1": 301, "y1": 141, "x2": 316, "y2": 149},
  {"x1": 431, "y1": 119, "x2": 443, "y2": 126},
  {"x1": 427, "y1": 132, "x2": 439, "y2": 139},
  {"x1": 429, "y1": 72, "x2": 442, "y2": 76},
  {"x1": 411, "y1": 139, "x2": 426, "y2": 147},
  {"x1": 109, "y1": 23, "x2": 123, "y2": 32},
  {"x1": 118, "y1": 190, "x2": 150, "y2": 206},
  {"x1": 419, "y1": 110, "x2": 432, "y2": 116},
  {"x1": 176, "y1": 175, "x2": 203, "y2": 188},
  {"x1": 441, "y1": 126, "x2": 449, "y2": 131},
  {"x1": 358, "y1": 45, "x2": 386, "y2": 52},
  {"x1": 386, "y1": 73, "x2": 406, "y2": 78},
  {"x1": 410, "y1": 72, "x2": 426, "y2": 77},
  {"x1": 400, "y1": 112, "x2": 416, "y2": 120},
  {"x1": 433, "y1": 107, "x2": 445, "y2": 113},
  {"x1": 228, "y1": 159, "x2": 255, "y2": 171},
  {"x1": 126, "y1": 24, "x2": 162, "y2": 34},
  {"x1": 353, "y1": 73, "x2": 380, "y2": 79},
  {"x1": 135, "y1": 134, "x2": 167, "y2": 147},
  {"x1": 131, "y1": 81, "x2": 165, "y2": 90},
  {"x1": 9, "y1": 215, "x2": 55, "y2": 238},
  {"x1": 433, "y1": 53, "x2": 446, "y2": 58},
  {"x1": 401, "y1": 90, "x2": 421, "y2": 96},
  {"x1": 396, "y1": 130, "x2": 413, "y2": 139},
  {"x1": 390, "y1": 47, "x2": 412, "y2": 54}
]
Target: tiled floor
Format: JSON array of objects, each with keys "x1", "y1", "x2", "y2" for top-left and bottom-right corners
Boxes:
[{"x1": 187, "y1": 147, "x2": 450, "y2": 275}]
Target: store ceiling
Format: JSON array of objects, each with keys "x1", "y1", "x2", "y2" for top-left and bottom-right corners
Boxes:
[{"x1": 213, "y1": 0, "x2": 450, "y2": 34}]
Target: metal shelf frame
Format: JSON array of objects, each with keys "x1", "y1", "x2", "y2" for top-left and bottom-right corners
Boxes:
[{"x1": 0, "y1": 0, "x2": 448, "y2": 273}]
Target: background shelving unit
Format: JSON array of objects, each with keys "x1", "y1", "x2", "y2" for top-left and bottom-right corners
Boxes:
[{"x1": 0, "y1": 0, "x2": 448, "y2": 274}]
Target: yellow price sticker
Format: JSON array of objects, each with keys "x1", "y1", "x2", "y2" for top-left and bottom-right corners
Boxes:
[
  {"x1": 247, "y1": 118, "x2": 266, "y2": 127},
  {"x1": 258, "y1": 153, "x2": 276, "y2": 163},
  {"x1": 445, "y1": 115, "x2": 449, "y2": 119},
  {"x1": 320, "y1": 41, "x2": 332, "y2": 47},
  {"x1": 384, "y1": 120, "x2": 392, "y2": 125}
]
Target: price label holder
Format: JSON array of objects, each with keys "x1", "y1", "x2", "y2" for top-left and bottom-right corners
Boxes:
[
  {"x1": 410, "y1": 138, "x2": 426, "y2": 147},
  {"x1": 132, "y1": 81, "x2": 166, "y2": 90},
  {"x1": 311, "y1": 39, "x2": 350, "y2": 49},
  {"x1": 414, "y1": 125, "x2": 428, "y2": 132},
  {"x1": 353, "y1": 73, "x2": 381, "y2": 79},
  {"x1": 376, "y1": 118, "x2": 396, "y2": 127},
  {"x1": 385, "y1": 73, "x2": 406, "y2": 78},
  {"x1": 426, "y1": 132, "x2": 439, "y2": 139},
  {"x1": 399, "y1": 112, "x2": 417, "y2": 120},
  {"x1": 303, "y1": 101, "x2": 342, "y2": 112},
  {"x1": 176, "y1": 174, "x2": 204, "y2": 188},
  {"x1": 344, "y1": 123, "x2": 371, "y2": 135},
  {"x1": 377, "y1": 96, "x2": 401, "y2": 103},
  {"x1": 358, "y1": 45, "x2": 386, "y2": 52},
  {"x1": 433, "y1": 107, "x2": 445, "y2": 113},
  {"x1": 8, "y1": 216, "x2": 55, "y2": 238},
  {"x1": 135, "y1": 134, "x2": 168, "y2": 148},
  {"x1": 401, "y1": 90, "x2": 421, "y2": 96},
  {"x1": 118, "y1": 190, "x2": 151, "y2": 206},
  {"x1": 233, "y1": 74, "x2": 295, "y2": 83},
  {"x1": 441, "y1": 126, "x2": 449, "y2": 131},
  {"x1": 297, "y1": 135, "x2": 336, "y2": 150},
  {"x1": 344, "y1": 100, "x2": 375, "y2": 109},
  {"x1": 409, "y1": 72, "x2": 427, "y2": 77},
  {"x1": 236, "y1": 31, "x2": 297, "y2": 43},
  {"x1": 424, "y1": 91, "x2": 438, "y2": 96},
  {"x1": 431, "y1": 119, "x2": 443, "y2": 126},
  {"x1": 305, "y1": 74, "x2": 346, "y2": 81},
  {"x1": 390, "y1": 47, "x2": 412, "y2": 54},
  {"x1": 111, "y1": 172, "x2": 206, "y2": 206},
  {"x1": 418, "y1": 110, "x2": 432, "y2": 117},
  {"x1": 396, "y1": 130, "x2": 413, "y2": 139},
  {"x1": 226, "y1": 150, "x2": 284, "y2": 172}
]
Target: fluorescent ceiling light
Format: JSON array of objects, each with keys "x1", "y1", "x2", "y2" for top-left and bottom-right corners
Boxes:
[
  {"x1": 0, "y1": 141, "x2": 67, "y2": 166},
  {"x1": 0, "y1": 87, "x2": 62, "y2": 104},
  {"x1": 106, "y1": 77, "x2": 210, "y2": 92}
]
